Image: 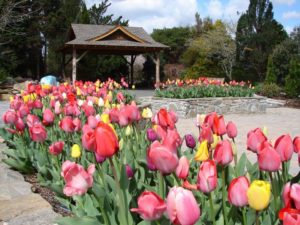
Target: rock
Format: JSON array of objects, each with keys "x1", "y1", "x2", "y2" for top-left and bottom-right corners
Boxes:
[{"x1": 0, "y1": 193, "x2": 55, "y2": 221}]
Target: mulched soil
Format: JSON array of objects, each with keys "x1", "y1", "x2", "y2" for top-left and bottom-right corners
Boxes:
[
  {"x1": 284, "y1": 98, "x2": 300, "y2": 109},
  {"x1": 24, "y1": 174, "x2": 72, "y2": 217}
]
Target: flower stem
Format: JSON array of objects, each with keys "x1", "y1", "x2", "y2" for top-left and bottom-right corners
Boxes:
[
  {"x1": 255, "y1": 211, "x2": 259, "y2": 225},
  {"x1": 242, "y1": 207, "x2": 247, "y2": 225},
  {"x1": 108, "y1": 157, "x2": 127, "y2": 225},
  {"x1": 158, "y1": 171, "x2": 165, "y2": 199},
  {"x1": 269, "y1": 172, "x2": 278, "y2": 212},
  {"x1": 222, "y1": 169, "x2": 229, "y2": 225},
  {"x1": 282, "y1": 162, "x2": 287, "y2": 184},
  {"x1": 209, "y1": 192, "x2": 216, "y2": 225}
]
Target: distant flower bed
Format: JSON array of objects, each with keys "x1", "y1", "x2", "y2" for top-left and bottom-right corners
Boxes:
[{"x1": 155, "y1": 78, "x2": 254, "y2": 98}]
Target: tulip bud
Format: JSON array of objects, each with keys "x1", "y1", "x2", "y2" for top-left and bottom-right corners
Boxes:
[
  {"x1": 126, "y1": 164, "x2": 134, "y2": 179},
  {"x1": 247, "y1": 180, "x2": 271, "y2": 211},
  {"x1": 194, "y1": 140, "x2": 209, "y2": 161},
  {"x1": 125, "y1": 125, "x2": 132, "y2": 136},
  {"x1": 71, "y1": 144, "x2": 81, "y2": 158},
  {"x1": 185, "y1": 134, "x2": 196, "y2": 149},
  {"x1": 293, "y1": 136, "x2": 300, "y2": 153},
  {"x1": 228, "y1": 176, "x2": 249, "y2": 207},
  {"x1": 213, "y1": 139, "x2": 234, "y2": 166},
  {"x1": 146, "y1": 128, "x2": 157, "y2": 142},
  {"x1": 226, "y1": 121, "x2": 237, "y2": 139},
  {"x1": 176, "y1": 156, "x2": 189, "y2": 180}
]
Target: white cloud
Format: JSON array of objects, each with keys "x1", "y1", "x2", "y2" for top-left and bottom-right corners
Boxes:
[
  {"x1": 86, "y1": 0, "x2": 198, "y2": 33},
  {"x1": 201, "y1": 0, "x2": 248, "y2": 22},
  {"x1": 272, "y1": 0, "x2": 295, "y2": 6},
  {"x1": 283, "y1": 11, "x2": 300, "y2": 19}
]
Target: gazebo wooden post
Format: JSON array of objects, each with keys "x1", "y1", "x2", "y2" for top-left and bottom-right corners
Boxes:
[
  {"x1": 155, "y1": 53, "x2": 160, "y2": 89},
  {"x1": 62, "y1": 53, "x2": 66, "y2": 80},
  {"x1": 72, "y1": 47, "x2": 77, "y2": 85}
]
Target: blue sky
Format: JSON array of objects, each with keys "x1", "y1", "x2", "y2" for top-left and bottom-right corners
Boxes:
[{"x1": 86, "y1": 0, "x2": 300, "y2": 34}]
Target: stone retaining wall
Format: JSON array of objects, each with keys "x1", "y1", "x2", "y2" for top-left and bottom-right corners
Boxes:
[{"x1": 139, "y1": 95, "x2": 285, "y2": 118}]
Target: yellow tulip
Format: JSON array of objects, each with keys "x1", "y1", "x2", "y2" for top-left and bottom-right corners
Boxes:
[
  {"x1": 76, "y1": 87, "x2": 81, "y2": 96},
  {"x1": 247, "y1": 180, "x2": 271, "y2": 211},
  {"x1": 262, "y1": 126, "x2": 268, "y2": 137},
  {"x1": 125, "y1": 125, "x2": 132, "y2": 136},
  {"x1": 194, "y1": 140, "x2": 209, "y2": 161},
  {"x1": 23, "y1": 95, "x2": 30, "y2": 103},
  {"x1": 211, "y1": 134, "x2": 220, "y2": 149},
  {"x1": 119, "y1": 138, "x2": 124, "y2": 150},
  {"x1": 9, "y1": 96, "x2": 14, "y2": 102},
  {"x1": 101, "y1": 113, "x2": 110, "y2": 124},
  {"x1": 104, "y1": 99, "x2": 111, "y2": 109},
  {"x1": 71, "y1": 144, "x2": 81, "y2": 158},
  {"x1": 142, "y1": 107, "x2": 153, "y2": 119}
]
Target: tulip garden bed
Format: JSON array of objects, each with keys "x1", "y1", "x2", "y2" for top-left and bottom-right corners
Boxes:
[{"x1": 1, "y1": 78, "x2": 300, "y2": 225}]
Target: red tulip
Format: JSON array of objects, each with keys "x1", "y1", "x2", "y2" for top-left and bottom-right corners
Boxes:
[
  {"x1": 59, "y1": 117, "x2": 75, "y2": 133},
  {"x1": 204, "y1": 112, "x2": 217, "y2": 128},
  {"x1": 213, "y1": 115, "x2": 227, "y2": 136},
  {"x1": 33, "y1": 99, "x2": 43, "y2": 109},
  {"x1": 29, "y1": 123, "x2": 47, "y2": 142},
  {"x1": 197, "y1": 160, "x2": 218, "y2": 193},
  {"x1": 199, "y1": 123, "x2": 213, "y2": 144},
  {"x1": 213, "y1": 139, "x2": 233, "y2": 166},
  {"x1": 18, "y1": 104, "x2": 30, "y2": 118},
  {"x1": 131, "y1": 191, "x2": 166, "y2": 221},
  {"x1": 226, "y1": 121, "x2": 237, "y2": 139},
  {"x1": 166, "y1": 186, "x2": 201, "y2": 225},
  {"x1": 49, "y1": 141, "x2": 64, "y2": 155},
  {"x1": 3, "y1": 110, "x2": 17, "y2": 125},
  {"x1": 275, "y1": 134, "x2": 294, "y2": 162},
  {"x1": 258, "y1": 141, "x2": 281, "y2": 172},
  {"x1": 81, "y1": 130, "x2": 96, "y2": 151},
  {"x1": 294, "y1": 137, "x2": 300, "y2": 153},
  {"x1": 147, "y1": 140, "x2": 178, "y2": 175},
  {"x1": 94, "y1": 122, "x2": 119, "y2": 157},
  {"x1": 228, "y1": 176, "x2": 249, "y2": 207},
  {"x1": 283, "y1": 211, "x2": 300, "y2": 225},
  {"x1": 42, "y1": 109, "x2": 55, "y2": 126},
  {"x1": 64, "y1": 104, "x2": 80, "y2": 116},
  {"x1": 247, "y1": 128, "x2": 267, "y2": 153},
  {"x1": 153, "y1": 108, "x2": 175, "y2": 129},
  {"x1": 176, "y1": 156, "x2": 189, "y2": 180}
]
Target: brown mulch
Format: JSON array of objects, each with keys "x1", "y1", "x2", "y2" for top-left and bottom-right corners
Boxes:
[{"x1": 24, "y1": 174, "x2": 72, "y2": 217}]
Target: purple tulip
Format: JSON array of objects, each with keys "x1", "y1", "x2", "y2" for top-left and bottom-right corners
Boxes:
[
  {"x1": 147, "y1": 128, "x2": 157, "y2": 142},
  {"x1": 126, "y1": 164, "x2": 134, "y2": 179},
  {"x1": 185, "y1": 134, "x2": 196, "y2": 149},
  {"x1": 95, "y1": 152, "x2": 106, "y2": 163}
]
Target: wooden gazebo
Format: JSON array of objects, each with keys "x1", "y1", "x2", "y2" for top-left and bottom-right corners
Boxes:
[{"x1": 59, "y1": 24, "x2": 168, "y2": 85}]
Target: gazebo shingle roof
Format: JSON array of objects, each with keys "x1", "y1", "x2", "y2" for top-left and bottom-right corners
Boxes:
[{"x1": 63, "y1": 24, "x2": 168, "y2": 52}]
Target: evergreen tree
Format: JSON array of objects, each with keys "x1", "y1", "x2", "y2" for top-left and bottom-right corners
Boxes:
[
  {"x1": 285, "y1": 56, "x2": 300, "y2": 97},
  {"x1": 236, "y1": 0, "x2": 287, "y2": 81}
]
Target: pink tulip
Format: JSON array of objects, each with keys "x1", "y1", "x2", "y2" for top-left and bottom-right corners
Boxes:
[
  {"x1": 61, "y1": 160, "x2": 95, "y2": 196},
  {"x1": 73, "y1": 118, "x2": 82, "y2": 132},
  {"x1": 162, "y1": 128, "x2": 181, "y2": 153},
  {"x1": 283, "y1": 211, "x2": 300, "y2": 225},
  {"x1": 49, "y1": 141, "x2": 64, "y2": 155},
  {"x1": 226, "y1": 121, "x2": 237, "y2": 139},
  {"x1": 26, "y1": 114, "x2": 40, "y2": 128},
  {"x1": 33, "y1": 99, "x2": 43, "y2": 109},
  {"x1": 147, "y1": 140, "x2": 178, "y2": 175},
  {"x1": 257, "y1": 141, "x2": 281, "y2": 172},
  {"x1": 95, "y1": 152, "x2": 106, "y2": 163},
  {"x1": 42, "y1": 109, "x2": 55, "y2": 126},
  {"x1": 18, "y1": 104, "x2": 30, "y2": 118},
  {"x1": 131, "y1": 191, "x2": 166, "y2": 221},
  {"x1": 247, "y1": 128, "x2": 267, "y2": 153},
  {"x1": 83, "y1": 105, "x2": 95, "y2": 117},
  {"x1": 283, "y1": 182, "x2": 300, "y2": 210},
  {"x1": 64, "y1": 104, "x2": 80, "y2": 116},
  {"x1": 59, "y1": 117, "x2": 75, "y2": 133},
  {"x1": 228, "y1": 176, "x2": 249, "y2": 207},
  {"x1": 212, "y1": 115, "x2": 227, "y2": 136},
  {"x1": 166, "y1": 186, "x2": 201, "y2": 225},
  {"x1": 294, "y1": 137, "x2": 300, "y2": 153},
  {"x1": 109, "y1": 108, "x2": 119, "y2": 123},
  {"x1": 15, "y1": 117, "x2": 25, "y2": 132},
  {"x1": 213, "y1": 139, "x2": 233, "y2": 166},
  {"x1": 87, "y1": 115, "x2": 98, "y2": 129},
  {"x1": 3, "y1": 110, "x2": 17, "y2": 125},
  {"x1": 117, "y1": 92, "x2": 125, "y2": 103},
  {"x1": 29, "y1": 123, "x2": 47, "y2": 142},
  {"x1": 275, "y1": 134, "x2": 294, "y2": 162},
  {"x1": 197, "y1": 160, "x2": 218, "y2": 193},
  {"x1": 291, "y1": 184, "x2": 300, "y2": 210},
  {"x1": 82, "y1": 130, "x2": 96, "y2": 151},
  {"x1": 176, "y1": 156, "x2": 189, "y2": 180}
]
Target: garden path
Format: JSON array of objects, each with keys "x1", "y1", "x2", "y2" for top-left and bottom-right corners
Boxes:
[{"x1": 0, "y1": 101, "x2": 59, "y2": 225}]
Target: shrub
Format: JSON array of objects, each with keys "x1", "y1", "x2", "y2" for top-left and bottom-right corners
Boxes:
[
  {"x1": 285, "y1": 57, "x2": 300, "y2": 98},
  {"x1": 265, "y1": 57, "x2": 277, "y2": 84},
  {"x1": 258, "y1": 83, "x2": 281, "y2": 98}
]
